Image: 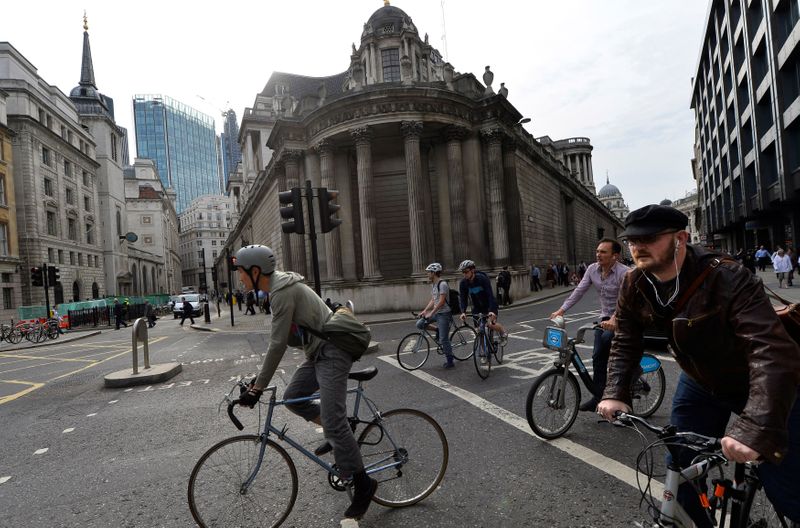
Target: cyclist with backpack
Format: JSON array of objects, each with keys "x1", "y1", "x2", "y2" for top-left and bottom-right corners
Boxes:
[
  {"x1": 457, "y1": 259, "x2": 509, "y2": 348},
  {"x1": 417, "y1": 263, "x2": 456, "y2": 369},
  {"x1": 232, "y1": 245, "x2": 377, "y2": 520}
]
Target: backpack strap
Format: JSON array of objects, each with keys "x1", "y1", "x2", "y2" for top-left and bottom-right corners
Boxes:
[{"x1": 673, "y1": 256, "x2": 736, "y2": 313}]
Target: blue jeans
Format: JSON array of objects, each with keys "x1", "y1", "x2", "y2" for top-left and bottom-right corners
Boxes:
[
  {"x1": 670, "y1": 373, "x2": 800, "y2": 525},
  {"x1": 416, "y1": 312, "x2": 453, "y2": 361},
  {"x1": 591, "y1": 327, "x2": 614, "y2": 400}
]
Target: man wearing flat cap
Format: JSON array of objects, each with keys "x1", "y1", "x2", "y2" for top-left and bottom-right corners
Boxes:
[{"x1": 597, "y1": 204, "x2": 800, "y2": 526}]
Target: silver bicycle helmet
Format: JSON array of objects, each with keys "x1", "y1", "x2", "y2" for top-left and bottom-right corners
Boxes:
[
  {"x1": 425, "y1": 262, "x2": 443, "y2": 273},
  {"x1": 457, "y1": 259, "x2": 476, "y2": 272},
  {"x1": 234, "y1": 245, "x2": 276, "y2": 274}
]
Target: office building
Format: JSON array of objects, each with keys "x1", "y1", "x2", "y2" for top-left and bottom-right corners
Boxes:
[
  {"x1": 0, "y1": 87, "x2": 22, "y2": 320},
  {"x1": 132, "y1": 94, "x2": 219, "y2": 213},
  {"x1": 220, "y1": 109, "x2": 242, "y2": 193},
  {"x1": 178, "y1": 194, "x2": 233, "y2": 293}
]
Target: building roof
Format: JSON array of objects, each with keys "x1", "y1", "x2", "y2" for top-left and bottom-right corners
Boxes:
[
  {"x1": 597, "y1": 183, "x2": 620, "y2": 198},
  {"x1": 366, "y1": 4, "x2": 412, "y2": 31},
  {"x1": 259, "y1": 71, "x2": 349, "y2": 101},
  {"x1": 659, "y1": 198, "x2": 673, "y2": 206}
]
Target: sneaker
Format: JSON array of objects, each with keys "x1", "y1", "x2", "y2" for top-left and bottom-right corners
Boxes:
[
  {"x1": 499, "y1": 332, "x2": 509, "y2": 346},
  {"x1": 443, "y1": 361, "x2": 455, "y2": 369},
  {"x1": 480, "y1": 356, "x2": 488, "y2": 365},
  {"x1": 313, "y1": 440, "x2": 333, "y2": 457},
  {"x1": 344, "y1": 470, "x2": 378, "y2": 519}
]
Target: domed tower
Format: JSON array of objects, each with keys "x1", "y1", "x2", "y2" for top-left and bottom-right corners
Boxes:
[
  {"x1": 597, "y1": 175, "x2": 630, "y2": 221},
  {"x1": 659, "y1": 198, "x2": 673, "y2": 206}
]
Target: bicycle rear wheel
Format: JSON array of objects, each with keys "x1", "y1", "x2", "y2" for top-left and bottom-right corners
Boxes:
[
  {"x1": 449, "y1": 325, "x2": 476, "y2": 361},
  {"x1": 630, "y1": 354, "x2": 666, "y2": 418},
  {"x1": 8, "y1": 327, "x2": 23, "y2": 344},
  {"x1": 493, "y1": 337, "x2": 504, "y2": 365},
  {"x1": 741, "y1": 479, "x2": 787, "y2": 527},
  {"x1": 396, "y1": 332, "x2": 430, "y2": 371},
  {"x1": 525, "y1": 368, "x2": 580, "y2": 439},
  {"x1": 473, "y1": 334, "x2": 491, "y2": 379},
  {"x1": 188, "y1": 435, "x2": 298, "y2": 528},
  {"x1": 357, "y1": 408, "x2": 448, "y2": 508}
]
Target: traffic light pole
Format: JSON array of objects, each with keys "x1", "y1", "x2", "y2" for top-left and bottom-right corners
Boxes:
[
  {"x1": 42, "y1": 263, "x2": 51, "y2": 319},
  {"x1": 304, "y1": 180, "x2": 322, "y2": 297}
]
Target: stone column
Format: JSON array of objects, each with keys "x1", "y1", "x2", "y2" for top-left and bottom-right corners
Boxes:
[
  {"x1": 282, "y1": 150, "x2": 307, "y2": 276},
  {"x1": 314, "y1": 139, "x2": 343, "y2": 280},
  {"x1": 350, "y1": 127, "x2": 382, "y2": 280},
  {"x1": 445, "y1": 125, "x2": 470, "y2": 264},
  {"x1": 481, "y1": 128, "x2": 509, "y2": 267},
  {"x1": 401, "y1": 121, "x2": 431, "y2": 274},
  {"x1": 275, "y1": 162, "x2": 292, "y2": 270}
]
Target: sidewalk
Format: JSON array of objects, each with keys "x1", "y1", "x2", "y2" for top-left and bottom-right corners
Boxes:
[
  {"x1": 0, "y1": 329, "x2": 102, "y2": 352},
  {"x1": 757, "y1": 268, "x2": 800, "y2": 304}
]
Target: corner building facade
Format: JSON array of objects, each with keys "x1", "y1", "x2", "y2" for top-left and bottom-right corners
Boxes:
[
  {"x1": 227, "y1": 4, "x2": 622, "y2": 311},
  {"x1": 691, "y1": 0, "x2": 800, "y2": 252}
]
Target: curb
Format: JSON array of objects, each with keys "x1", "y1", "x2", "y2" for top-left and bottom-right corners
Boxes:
[
  {"x1": 189, "y1": 324, "x2": 218, "y2": 332},
  {"x1": 0, "y1": 330, "x2": 102, "y2": 352}
]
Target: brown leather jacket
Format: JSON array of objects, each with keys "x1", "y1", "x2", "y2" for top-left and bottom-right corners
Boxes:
[{"x1": 604, "y1": 245, "x2": 800, "y2": 464}]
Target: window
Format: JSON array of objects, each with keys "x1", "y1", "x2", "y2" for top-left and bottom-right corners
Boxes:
[
  {"x1": 38, "y1": 109, "x2": 45, "y2": 123},
  {"x1": 66, "y1": 188, "x2": 74, "y2": 205},
  {"x1": 82, "y1": 170, "x2": 90, "y2": 186},
  {"x1": 1, "y1": 273, "x2": 10, "y2": 283},
  {"x1": 212, "y1": 250, "x2": 218, "y2": 259},
  {"x1": 86, "y1": 223, "x2": 94, "y2": 245},
  {"x1": 60, "y1": 125, "x2": 67, "y2": 139},
  {"x1": 78, "y1": 253, "x2": 83, "y2": 266},
  {"x1": 46, "y1": 115, "x2": 53, "y2": 129},
  {"x1": 381, "y1": 48, "x2": 401, "y2": 82},
  {"x1": 70, "y1": 251, "x2": 75, "y2": 265},
  {"x1": 46, "y1": 211, "x2": 57, "y2": 236},
  {"x1": 3, "y1": 288, "x2": 13, "y2": 310},
  {"x1": 197, "y1": 250, "x2": 203, "y2": 259},
  {"x1": 58, "y1": 249, "x2": 64, "y2": 264},
  {"x1": 68, "y1": 218, "x2": 77, "y2": 241},
  {"x1": 196, "y1": 240, "x2": 202, "y2": 247},
  {"x1": 64, "y1": 160, "x2": 72, "y2": 178},
  {"x1": 116, "y1": 210, "x2": 122, "y2": 236},
  {"x1": 143, "y1": 236, "x2": 153, "y2": 245},
  {"x1": 211, "y1": 240, "x2": 217, "y2": 246},
  {"x1": 42, "y1": 146, "x2": 51, "y2": 167},
  {"x1": 0, "y1": 223, "x2": 7, "y2": 256},
  {"x1": 142, "y1": 215, "x2": 152, "y2": 224},
  {"x1": 44, "y1": 178, "x2": 54, "y2": 197},
  {"x1": 0, "y1": 136, "x2": 4, "y2": 161},
  {"x1": 48, "y1": 248, "x2": 54, "y2": 262},
  {"x1": 0, "y1": 174, "x2": 6, "y2": 205},
  {"x1": 111, "y1": 134, "x2": 118, "y2": 161},
  {"x1": 84, "y1": 196, "x2": 91, "y2": 211}
]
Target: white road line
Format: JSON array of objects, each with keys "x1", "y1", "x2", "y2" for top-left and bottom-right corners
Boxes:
[
  {"x1": 108, "y1": 400, "x2": 118, "y2": 404},
  {"x1": 87, "y1": 413, "x2": 97, "y2": 417},
  {"x1": 62, "y1": 428, "x2": 75, "y2": 434},
  {"x1": 33, "y1": 448, "x2": 48, "y2": 455},
  {"x1": 377, "y1": 355, "x2": 663, "y2": 496},
  {"x1": 0, "y1": 476, "x2": 10, "y2": 484}
]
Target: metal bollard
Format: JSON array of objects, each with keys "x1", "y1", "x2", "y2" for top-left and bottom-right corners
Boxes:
[{"x1": 131, "y1": 317, "x2": 150, "y2": 374}]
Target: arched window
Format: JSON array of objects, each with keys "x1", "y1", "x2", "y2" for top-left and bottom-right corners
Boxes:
[
  {"x1": 72, "y1": 281, "x2": 80, "y2": 302},
  {"x1": 92, "y1": 282, "x2": 99, "y2": 299}
]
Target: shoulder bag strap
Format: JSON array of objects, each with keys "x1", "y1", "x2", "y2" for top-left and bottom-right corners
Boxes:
[
  {"x1": 673, "y1": 257, "x2": 736, "y2": 313},
  {"x1": 763, "y1": 284, "x2": 793, "y2": 307}
]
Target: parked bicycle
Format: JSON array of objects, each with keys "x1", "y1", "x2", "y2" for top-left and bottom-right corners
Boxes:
[
  {"x1": 613, "y1": 412, "x2": 792, "y2": 527},
  {"x1": 472, "y1": 313, "x2": 504, "y2": 380},
  {"x1": 0, "y1": 323, "x2": 22, "y2": 344},
  {"x1": 395, "y1": 312, "x2": 476, "y2": 370},
  {"x1": 525, "y1": 322, "x2": 665, "y2": 439},
  {"x1": 188, "y1": 367, "x2": 449, "y2": 527}
]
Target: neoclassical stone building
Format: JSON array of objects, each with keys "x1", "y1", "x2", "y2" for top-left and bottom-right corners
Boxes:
[
  {"x1": 224, "y1": 3, "x2": 622, "y2": 311},
  {"x1": 597, "y1": 176, "x2": 630, "y2": 221}
]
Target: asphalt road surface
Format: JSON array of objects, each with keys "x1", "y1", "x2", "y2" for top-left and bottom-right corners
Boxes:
[{"x1": 0, "y1": 288, "x2": 690, "y2": 527}]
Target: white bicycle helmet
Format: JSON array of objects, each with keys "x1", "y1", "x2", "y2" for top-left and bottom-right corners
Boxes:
[
  {"x1": 457, "y1": 259, "x2": 476, "y2": 272},
  {"x1": 234, "y1": 245, "x2": 276, "y2": 274},
  {"x1": 425, "y1": 262, "x2": 443, "y2": 273}
]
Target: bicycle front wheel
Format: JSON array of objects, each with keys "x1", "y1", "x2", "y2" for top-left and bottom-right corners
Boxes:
[
  {"x1": 473, "y1": 333, "x2": 491, "y2": 379},
  {"x1": 188, "y1": 435, "x2": 298, "y2": 528},
  {"x1": 396, "y1": 332, "x2": 430, "y2": 371},
  {"x1": 630, "y1": 354, "x2": 666, "y2": 418},
  {"x1": 357, "y1": 408, "x2": 448, "y2": 508},
  {"x1": 8, "y1": 327, "x2": 23, "y2": 344},
  {"x1": 449, "y1": 324, "x2": 476, "y2": 361},
  {"x1": 525, "y1": 368, "x2": 580, "y2": 439}
]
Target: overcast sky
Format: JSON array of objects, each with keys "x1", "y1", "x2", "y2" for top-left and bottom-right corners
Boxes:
[{"x1": 2, "y1": 0, "x2": 709, "y2": 211}]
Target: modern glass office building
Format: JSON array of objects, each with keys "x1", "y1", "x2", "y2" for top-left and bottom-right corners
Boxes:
[
  {"x1": 132, "y1": 94, "x2": 220, "y2": 212},
  {"x1": 220, "y1": 109, "x2": 242, "y2": 193}
]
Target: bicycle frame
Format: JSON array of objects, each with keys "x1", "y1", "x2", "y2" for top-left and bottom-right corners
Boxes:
[
  {"x1": 418, "y1": 315, "x2": 466, "y2": 351},
  {"x1": 473, "y1": 315, "x2": 496, "y2": 353}
]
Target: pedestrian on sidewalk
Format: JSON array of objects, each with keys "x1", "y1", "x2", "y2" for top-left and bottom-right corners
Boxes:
[
  {"x1": 144, "y1": 300, "x2": 157, "y2": 328},
  {"x1": 530, "y1": 264, "x2": 542, "y2": 292},
  {"x1": 496, "y1": 266, "x2": 512, "y2": 306},
  {"x1": 772, "y1": 248, "x2": 793, "y2": 288},
  {"x1": 113, "y1": 299, "x2": 128, "y2": 330},
  {"x1": 787, "y1": 247, "x2": 795, "y2": 287},
  {"x1": 546, "y1": 264, "x2": 556, "y2": 289},
  {"x1": 755, "y1": 245, "x2": 770, "y2": 271},
  {"x1": 245, "y1": 290, "x2": 257, "y2": 315},
  {"x1": 742, "y1": 250, "x2": 757, "y2": 274},
  {"x1": 235, "y1": 290, "x2": 244, "y2": 312},
  {"x1": 179, "y1": 297, "x2": 195, "y2": 325}
]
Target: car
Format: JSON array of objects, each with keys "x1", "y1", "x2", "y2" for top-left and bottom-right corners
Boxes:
[{"x1": 173, "y1": 294, "x2": 202, "y2": 319}]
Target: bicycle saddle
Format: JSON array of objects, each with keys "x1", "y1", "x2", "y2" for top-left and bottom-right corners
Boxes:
[{"x1": 348, "y1": 366, "x2": 378, "y2": 381}]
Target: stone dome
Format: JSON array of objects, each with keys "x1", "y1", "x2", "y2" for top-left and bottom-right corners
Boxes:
[
  {"x1": 363, "y1": 4, "x2": 416, "y2": 40},
  {"x1": 659, "y1": 198, "x2": 673, "y2": 206},
  {"x1": 597, "y1": 182, "x2": 621, "y2": 198},
  {"x1": 70, "y1": 85, "x2": 98, "y2": 98}
]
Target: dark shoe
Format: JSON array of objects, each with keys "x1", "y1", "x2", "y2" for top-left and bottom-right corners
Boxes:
[
  {"x1": 443, "y1": 360, "x2": 455, "y2": 369},
  {"x1": 579, "y1": 398, "x2": 599, "y2": 412},
  {"x1": 344, "y1": 470, "x2": 377, "y2": 519},
  {"x1": 314, "y1": 441, "x2": 333, "y2": 456}
]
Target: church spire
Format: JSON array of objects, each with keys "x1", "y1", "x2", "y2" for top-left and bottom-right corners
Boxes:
[{"x1": 79, "y1": 11, "x2": 96, "y2": 88}]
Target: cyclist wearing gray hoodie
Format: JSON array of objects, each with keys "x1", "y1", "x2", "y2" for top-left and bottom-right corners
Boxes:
[{"x1": 233, "y1": 245, "x2": 377, "y2": 520}]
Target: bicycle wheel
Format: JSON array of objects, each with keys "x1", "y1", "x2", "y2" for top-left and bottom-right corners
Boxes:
[
  {"x1": 630, "y1": 354, "x2": 666, "y2": 418},
  {"x1": 449, "y1": 325, "x2": 476, "y2": 361},
  {"x1": 493, "y1": 337, "x2": 504, "y2": 365},
  {"x1": 188, "y1": 435, "x2": 298, "y2": 528},
  {"x1": 8, "y1": 327, "x2": 23, "y2": 344},
  {"x1": 357, "y1": 408, "x2": 448, "y2": 508},
  {"x1": 525, "y1": 368, "x2": 581, "y2": 439},
  {"x1": 741, "y1": 479, "x2": 786, "y2": 527},
  {"x1": 34, "y1": 327, "x2": 47, "y2": 343},
  {"x1": 46, "y1": 324, "x2": 59, "y2": 340},
  {"x1": 473, "y1": 333, "x2": 491, "y2": 379},
  {"x1": 396, "y1": 332, "x2": 430, "y2": 371}
]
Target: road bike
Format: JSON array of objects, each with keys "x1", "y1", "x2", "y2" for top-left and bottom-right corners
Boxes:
[
  {"x1": 613, "y1": 412, "x2": 793, "y2": 527},
  {"x1": 525, "y1": 323, "x2": 666, "y2": 439},
  {"x1": 188, "y1": 366, "x2": 449, "y2": 527},
  {"x1": 472, "y1": 313, "x2": 504, "y2": 380},
  {"x1": 395, "y1": 312, "x2": 477, "y2": 370},
  {"x1": 0, "y1": 323, "x2": 22, "y2": 344}
]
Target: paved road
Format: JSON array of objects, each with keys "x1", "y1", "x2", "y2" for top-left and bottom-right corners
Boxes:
[{"x1": 0, "y1": 288, "x2": 694, "y2": 527}]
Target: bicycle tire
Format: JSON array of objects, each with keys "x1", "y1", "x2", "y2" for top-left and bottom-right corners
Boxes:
[
  {"x1": 188, "y1": 435, "x2": 298, "y2": 528},
  {"x1": 34, "y1": 327, "x2": 48, "y2": 343},
  {"x1": 473, "y1": 333, "x2": 491, "y2": 379},
  {"x1": 740, "y1": 478, "x2": 787, "y2": 528},
  {"x1": 357, "y1": 408, "x2": 448, "y2": 508},
  {"x1": 630, "y1": 354, "x2": 665, "y2": 418},
  {"x1": 24, "y1": 328, "x2": 37, "y2": 343},
  {"x1": 46, "y1": 324, "x2": 59, "y2": 340},
  {"x1": 493, "y1": 337, "x2": 504, "y2": 365},
  {"x1": 449, "y1": 325, "x2": 476, "y2": 361},
  {"x1": 525, "y1": 368, "x2": 581, "y2": 439},
  {"x1": 396, "y1": 332, "x2": 430, "y2": 371},
  {"x1": 8, "y1": 327, "x2": 23, "y2": 344}
]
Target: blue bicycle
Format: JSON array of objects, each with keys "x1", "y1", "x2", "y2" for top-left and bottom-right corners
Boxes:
[
  {"x1": 472, "y1": 313, "x2": 504, "y2": 379},
  {"x1": 525, "y1": 323, "x2": 666, "y2": 439},
  {"x1": 188, "y1": 367, "x2": 449, "y2": 527}
]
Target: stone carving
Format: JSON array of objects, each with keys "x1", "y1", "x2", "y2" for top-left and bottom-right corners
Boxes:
[
  {"x1": 350, "y1": 126, "x2": 372, "y2": 145},
  {"x1": 480, "y1": 127, "x2": 504, "y2": 143},
  {"x1": 280, "y1": 149, "x2": 304, "y2": 164},
  {"x1": 352, "y1": 63, "x2": 365, "y2": 91},
  {"x1": 444, "y1": 125, "x2": 469, "y2": 142},
  {"x1": 424, "y1": 33, "x2": 429, "y2": 44},
  {"x1": 483, "y1": 66, "x2": 494, "y2": 95},
  {"x1": 317, "y1": 83, "x2": 327, "y2": 105},
  {"x1": 400, "y1": 121, "x2": 423, "y2": 138},
  {"x1": 352, "y1": 42, "x2": 357, "y2": 55},
  {"x1": 443, "y1": 62, "x2": 454, "y2": 89},
  {"x1": 362, "y1": 23, "x2": 373, "y2": 38},
  {"x1": 498, "y1": 82, "x2": 508, "y2": 98},
  {"x1": 400, "y1": 55, "x2": 413, "y2": 85}
]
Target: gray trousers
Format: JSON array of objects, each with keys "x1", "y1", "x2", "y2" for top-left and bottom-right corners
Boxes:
[{"x1": 284, "y1": 343, "x2": 364, "y2": 474}]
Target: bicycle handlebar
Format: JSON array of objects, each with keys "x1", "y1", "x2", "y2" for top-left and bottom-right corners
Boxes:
[
  {"x1": 574, "y1": 323, "x2": 601, "y2": 345},
  {"x1": 614, "y1": 412, "x2": 721, "y2": 451},
  {"x1": 227, "y1": 401, "x2": 244, "y2": 431}
]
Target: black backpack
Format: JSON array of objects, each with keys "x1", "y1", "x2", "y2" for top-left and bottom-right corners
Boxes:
[{"x1": 436, "y1": 280, "x2": 462, "y2": 314}]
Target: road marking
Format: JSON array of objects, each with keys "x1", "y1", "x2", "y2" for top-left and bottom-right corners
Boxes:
[
  {"x1": 377, "y1": 355, "x2": 663, "y2": 496},
  {"x1": 0, "y1": 476, "x2": 10, "y2": 484},
  {"x1": 63, "y1": 428, "x2": 74, "y2": 433},
  {"x1": 33, "y1": 448, "x2": 48, "y2": 455},
  {"x1": 108, "y1": 400, "x2": 118, "y2": 404},
  {"x1": 87, "y1": 413, "x2": 97, "y2": 417},
  {"x1": 0, "y1": 380, "x2": 45, "y2": 405}
]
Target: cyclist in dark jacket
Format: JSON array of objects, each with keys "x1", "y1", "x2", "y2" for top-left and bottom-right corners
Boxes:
[{"x1": 457, "y1": 259, "x2": 508, "y2": 344}]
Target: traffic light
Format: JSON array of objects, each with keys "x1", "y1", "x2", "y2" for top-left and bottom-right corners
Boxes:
[
  {"x1": 31, "y1": 267, "x2": 44, "y2": 287},
  {"x1": 229, "y1": 256, "x2": 237, "y2": 269},
  {"x1": 279, "y1": 188, "x2": 305, "y2": 234},
  {"x1": 318, "y1": 187, "x2": 342, "y2": 233},
  {"x1": 48, "y1": 266, "x2": 60, "y2": 285}
]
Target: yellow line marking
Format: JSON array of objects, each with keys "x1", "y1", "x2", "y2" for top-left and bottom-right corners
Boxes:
[
  {"x1": 0, "y1": 380, "x2": 45, "y2": 405},
  {"x1": 0, "y1": 353, "x2": 95, "y2": 363}
]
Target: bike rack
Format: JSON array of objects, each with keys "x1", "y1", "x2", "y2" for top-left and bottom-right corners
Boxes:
[{"x1": 131, "y1": 317, "x2": 150, "y2": 374}]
